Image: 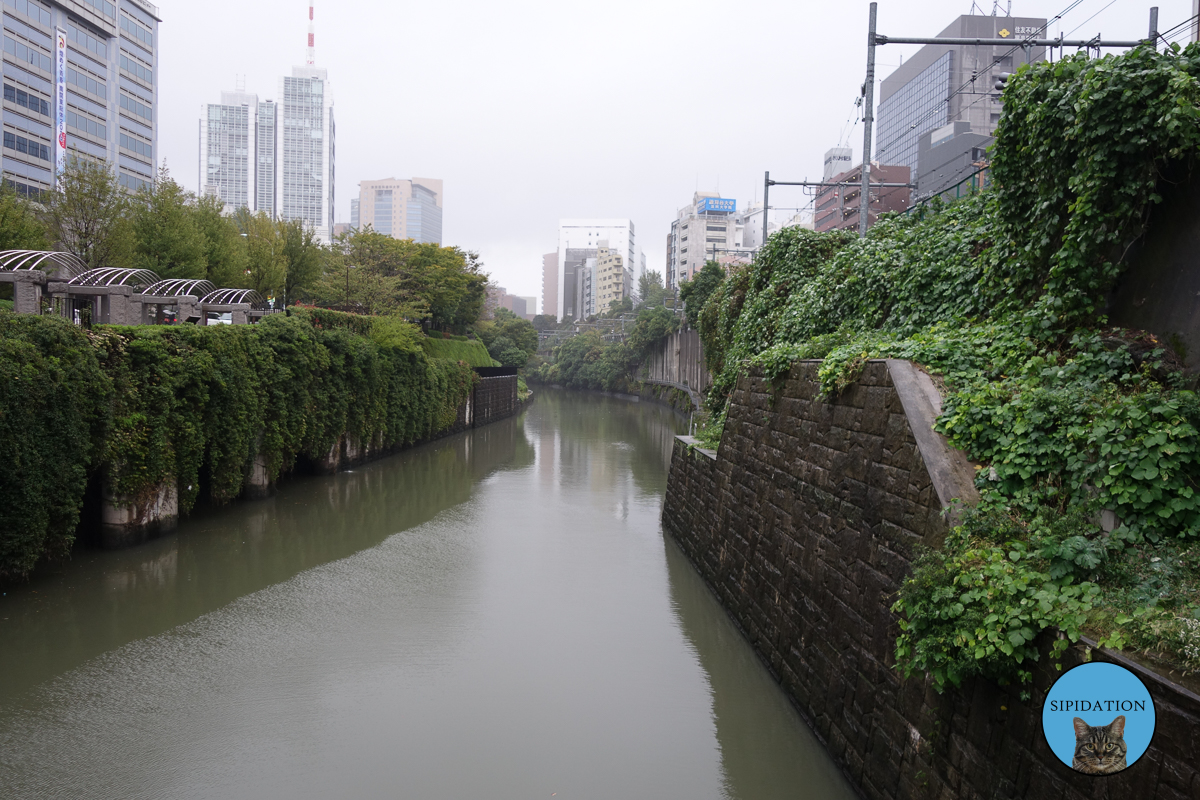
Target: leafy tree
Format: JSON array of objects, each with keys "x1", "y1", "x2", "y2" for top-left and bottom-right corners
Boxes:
[
  {"x1": 280, "y1": 218, "x2": 322, "y2": 304},
  {"x1": 43, "y1": 158, "x2": 134, "y2": 270},
  {"x1": 531, "y1": 314, "x2": 558, "y2": 331},
  {"x1": 0, "y1": 181, "x2": 47, "y2": 252},
  {"x1": 130, "y1": 166, "x2": 207, "y2": 279},
  {"x1": 606, "y1": 296, "x2": 634, "y2": 316},
  {"x1": 637, "y1": 269, "x2": 668, "y2": 309},
  {"x1": 242, "y1": 212, "x2": 286, "y2": 297},
  {"x1": 679, "y1": 261, "x2": 725, "y2": 328},
  {"x1": 194, "y1": 194, "x2": 248, "y2": 287}
]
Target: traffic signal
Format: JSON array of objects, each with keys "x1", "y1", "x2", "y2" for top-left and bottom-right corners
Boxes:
[{"x1": 994, "y1": 72, "x2": 1013, "y2": 92}]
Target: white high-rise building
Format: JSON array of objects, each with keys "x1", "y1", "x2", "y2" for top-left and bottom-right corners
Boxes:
[
  {"x1": 556, "y1": 219, "x2": 636, "y2": 322},
  {"x1": 200, "y1": 91, "x2": 277, "y2": 217},
  {"x1": 278, "y1": 4, "x2": 333, "y2": 240},
  {"x1": 279, "y1": 65, "x2": 333, "y2": 241}
]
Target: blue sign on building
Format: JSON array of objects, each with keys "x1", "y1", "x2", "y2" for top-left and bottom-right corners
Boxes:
[{"x1": 699, "y1": 197, "x2": 736, "y2": 214}]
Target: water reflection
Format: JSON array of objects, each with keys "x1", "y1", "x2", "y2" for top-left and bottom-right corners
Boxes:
[
  {"x1": 0, "y1": 413, "x2": 533, "y2": 702},
  {"x1": 0, "y1": 388, "x2": 855, "y2": 799}
]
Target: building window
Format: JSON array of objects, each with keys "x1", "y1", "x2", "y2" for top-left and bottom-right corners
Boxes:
[
  {"x1": 3, "y1": 130, "x2": 50, "y2": 161},
  {"x1": 3, "y1": 83, "x2": 48, "y2": 116}
]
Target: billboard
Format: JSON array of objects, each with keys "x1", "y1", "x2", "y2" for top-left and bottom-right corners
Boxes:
[
  {"x1": 698, "y1": 197, "x2": 736, "y2": 214},
  {"x1": 54, "y1": 28, "x2": 66, "y2": 184}
]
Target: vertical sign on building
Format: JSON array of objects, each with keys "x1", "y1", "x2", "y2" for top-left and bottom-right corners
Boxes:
[{"x1": 54, "y1": 28, "x2": 67, "y2": 185}]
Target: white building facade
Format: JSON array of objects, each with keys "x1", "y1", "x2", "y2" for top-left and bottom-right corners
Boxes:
[
  {"x1": 200, "y1": 91, "x2": 277, "y2": 217},
  {"x1": 279, "y1": 65, "x2": 334, "y2": 241}
]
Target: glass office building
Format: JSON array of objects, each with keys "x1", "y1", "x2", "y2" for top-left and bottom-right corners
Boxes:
[
  {"x1": 875, "y1": 52, "x2": 951, "y2": 175},
  {"x1": 279, "y1": 65, "x2": 334, "y2": 242},
  {"x1": 355, "y1": 177, "x2": 443, "y2": 245},
  {"x1": 2, "y1": 0, "x2": 159, "y2": 197},
  {"x1": 875, "y1": 15, "x2": 1045, "y2": 176}
]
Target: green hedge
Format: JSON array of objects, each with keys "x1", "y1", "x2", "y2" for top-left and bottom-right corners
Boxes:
[
  {"x1": 420, "y1": 336, "x2": 498, "y2": 367},
  {"x1": 0, "y1": 310, "x2": 475, "y2": 581}
]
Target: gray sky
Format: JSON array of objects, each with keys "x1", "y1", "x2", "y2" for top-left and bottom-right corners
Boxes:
[{"x1": 158, "y1": 0, "x2": 1193, "y2": 307}]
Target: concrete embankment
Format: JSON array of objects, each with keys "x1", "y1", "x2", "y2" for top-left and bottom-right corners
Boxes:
[{"x1": 662, "y1": 359, "x2": 1200, "y2": 800}]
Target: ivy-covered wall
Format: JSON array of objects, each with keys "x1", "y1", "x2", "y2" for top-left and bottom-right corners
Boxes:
[{"x1": 0, "y1": 308, "x2": 476, "y2": 580}]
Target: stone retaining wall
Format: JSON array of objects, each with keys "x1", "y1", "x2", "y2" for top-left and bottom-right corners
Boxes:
[{"x1": 662, "y1": 360, "x2": 1200, "y2": 800}]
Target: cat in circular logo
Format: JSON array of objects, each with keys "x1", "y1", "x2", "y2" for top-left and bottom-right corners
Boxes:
[{"x1": 1042, "y1": 661, "x2": 1156, "y2": 775}]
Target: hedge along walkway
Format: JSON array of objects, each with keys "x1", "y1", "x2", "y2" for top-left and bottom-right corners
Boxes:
[{"x1": 0, "y1": 308, "x2": 476, "y2": 581}]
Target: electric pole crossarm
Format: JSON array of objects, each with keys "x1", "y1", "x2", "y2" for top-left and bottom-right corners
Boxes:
[{"x1": 874, "y1": 35, "x2": 1146, "y2": 47}]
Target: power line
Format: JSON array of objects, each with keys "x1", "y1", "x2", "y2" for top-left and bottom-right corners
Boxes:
[
  {"x1": 872, "y1": 0, "x2": 1150, "y2": 162},
  {"x1": 1064, "y1": 0, "x2": 1121, "y2": 38}
]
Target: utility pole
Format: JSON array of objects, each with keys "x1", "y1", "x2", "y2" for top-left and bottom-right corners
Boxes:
[
  {"x1": 1149, "y1": 6, "x2": 1159, "y2": 47},
  {"x1": 762, "y1": 171, "x2": 770, "y2": 247},
  {"x1": 860, "y1": 2, "x2": 877, "y2": 238}
]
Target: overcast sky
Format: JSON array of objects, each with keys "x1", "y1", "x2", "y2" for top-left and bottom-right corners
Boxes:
[{"x1": 157, "y1": 0, "x2": 1193, "y2": 308}]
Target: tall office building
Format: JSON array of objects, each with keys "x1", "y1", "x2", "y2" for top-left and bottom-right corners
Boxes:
[
  {"x1": 277, "y1": 3, "x2": 333, "y2": 240},
  {"x1": 279, "y1": 65, "x2": 333, "y2": 241},
  {"x1": 355, "y1": 177, "x2": 443, "y2": 243},
  {"x1": 556, "y1": 219, "x2": 636, "y2": 322},
  {"x1": 201, "y1": 91, "x2": 277, "y2": 216},
  {"x1": 1, "y1": 0, "x2": 160, "y2": 198},
  {"x1": 875, "y1": 15, "x2": 1046, "y2": 177},
  {"x1": 349, "y1": 197, "x2": 359, "y2": 229}
]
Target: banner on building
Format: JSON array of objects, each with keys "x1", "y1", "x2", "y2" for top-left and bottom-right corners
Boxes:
[{"x1": 54, "y1": 27, "x2": 67, "y2": 185}]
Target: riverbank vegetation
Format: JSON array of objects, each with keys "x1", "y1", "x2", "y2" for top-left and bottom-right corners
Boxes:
[
  {"x1": 531, "y1": 306, "x2": 680, "y2": 392},
  {"x1": 0, "y1": 308, "x2": 476, "y2": 582},
  {"x1": 689, "y1": 45, "x2": 1200, "y2": 685}
]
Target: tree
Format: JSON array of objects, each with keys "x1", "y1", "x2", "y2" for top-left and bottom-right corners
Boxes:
[
  {"x1": 678, "y1": 261, "x2": 725, "y2": 328},
  {"x1": 637, "y1": 270, "x2": 668, "y2": 309},
  {"x1": 0, "y1": 181, "x2": 47, "y2": 252},
  {"x1": 43, "y1": 158, "x2": 133, "y2": 270},
  {"x1": 130, "y1": 166, "x2": 207, "y2": 279},
  {"x1": 280, "y1": 218, "x2": 322, "y2": 304},
  {"x1": 531, "y1": 314, "x2": 558, "y2": 331},
  {"x1": 194, "y1": 194, "x2": 248, "y2": 287},
  {"x1": 242, "y1": 212, "x2": 286, "y2": 297}
]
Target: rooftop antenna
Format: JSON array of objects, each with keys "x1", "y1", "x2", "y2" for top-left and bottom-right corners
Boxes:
[{"x1": 306, "y1": 1, "x2": 316, "y2": 66}]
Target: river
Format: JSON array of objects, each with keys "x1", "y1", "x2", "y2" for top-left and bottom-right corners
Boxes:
[{"x1": 0, "y1": 388, "x2": 856, "y2": 800}]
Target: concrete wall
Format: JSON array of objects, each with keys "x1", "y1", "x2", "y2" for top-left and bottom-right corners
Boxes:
[
  {"x1": 662, "y1": 360, "x2": 1200, "y2": 800},
  {"x1": 642, "y1": 328, "x2": 710, "y2": 403},
  {"x1": 1109, "y1": 175, "x2": 1200, "y2": 373}
]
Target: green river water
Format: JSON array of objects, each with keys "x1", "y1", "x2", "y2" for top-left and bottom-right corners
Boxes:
[{"x1": 0, "y1": 388, "x2": 856, "y2": 800}]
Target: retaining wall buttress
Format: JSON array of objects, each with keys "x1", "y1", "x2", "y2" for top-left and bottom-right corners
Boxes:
[{"x1": 662, "y1": 359, "x2": 1200, "y2": 800}]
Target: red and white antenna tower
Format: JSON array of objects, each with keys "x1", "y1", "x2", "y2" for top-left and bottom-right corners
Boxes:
[{"x1": 306, "y1": 1, "x2": 315, "y2": 66}]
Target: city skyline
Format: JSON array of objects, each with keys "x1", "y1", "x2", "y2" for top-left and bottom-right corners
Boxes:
[{"x1": 113, "y1": 1, "x2": 1197, "y2": 300}]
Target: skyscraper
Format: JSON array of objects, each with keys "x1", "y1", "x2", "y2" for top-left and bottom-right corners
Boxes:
[
  {"x1": 279, "y1": 2, "x2": 334, "y2": 241},
  {"x1": 355, "y1": 178, "x2": 443, "y2": 244},
  {"x1": 200, "y1": 92, "x2": 279, "y2": 217},
  {"x1": 1, "y1": 0, "x2": 160, "y2": 198}
]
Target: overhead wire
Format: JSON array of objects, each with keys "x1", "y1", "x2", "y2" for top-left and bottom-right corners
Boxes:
[{"x1": 872, "y1": 0, "x2": 1132, "y2": 162}]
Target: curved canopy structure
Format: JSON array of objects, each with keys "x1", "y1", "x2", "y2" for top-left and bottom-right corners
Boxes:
[
  {"x1": 143, "y1": 279, "x2": 216, "y2": 298},
  {"x1": 0, "y1": 250, "x2": 89, "y2": 278},
  {"x1": 201, "y1": 288, "x2": 266, "y2": 307},
  {"x1": 69, "y1": 268, "x2": 161, "y2": 288}
]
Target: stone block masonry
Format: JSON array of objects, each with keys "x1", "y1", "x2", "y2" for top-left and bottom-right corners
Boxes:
[{"x1": 662, "y1": 360, "x2": 1200, "y2": 800}]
